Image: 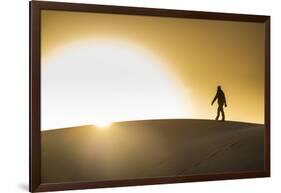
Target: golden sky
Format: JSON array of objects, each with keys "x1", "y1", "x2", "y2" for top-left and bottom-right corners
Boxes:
[{"x1": 41, "y1": 10, "x2": 265, "y2": 125}]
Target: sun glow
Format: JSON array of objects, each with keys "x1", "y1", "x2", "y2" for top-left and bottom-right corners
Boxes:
[
  {"x1": 94, "y1": 121, "x2": 112, "y2": 128},
  {"x1": 41, "y1": 40, "x2": 192, "y2": 130}
]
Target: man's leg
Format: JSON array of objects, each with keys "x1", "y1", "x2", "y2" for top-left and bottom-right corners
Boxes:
[
  {"x1": 216, "y1": 106, "x2": 220, "y2": 120},
  {"x1": 220, "y1": 106, "x2": 225, "y2": 121}
]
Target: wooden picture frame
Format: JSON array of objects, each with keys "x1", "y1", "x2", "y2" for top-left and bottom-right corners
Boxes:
[{"x1": 30, "y1": 1, "x2": 270, "y2": 192}]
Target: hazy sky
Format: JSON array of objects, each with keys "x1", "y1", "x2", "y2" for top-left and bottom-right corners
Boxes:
[{"x1": 41, "y1": 10, "x2": 265, "y2": 130}]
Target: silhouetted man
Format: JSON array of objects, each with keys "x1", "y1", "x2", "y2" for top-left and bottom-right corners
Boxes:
[{"x1": 211, "y1": 86, "x2": 227, "y2": 121}]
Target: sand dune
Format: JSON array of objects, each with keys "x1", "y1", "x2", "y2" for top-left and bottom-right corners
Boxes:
[{"x1": 41, "y1": 119, "x2": 264, "y2": 183}]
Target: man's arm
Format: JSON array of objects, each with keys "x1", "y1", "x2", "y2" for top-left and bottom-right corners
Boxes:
[
  {"x1": 224, "y1": 93, "x2": 227, "y2": 107},
  {"x1": 211, "y1": 93, "x2": 218, "y2": 105}
]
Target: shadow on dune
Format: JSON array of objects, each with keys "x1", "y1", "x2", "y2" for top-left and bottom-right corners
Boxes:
[{"x1": 41, "y1": 119, "x2": 264, "y2": 183}]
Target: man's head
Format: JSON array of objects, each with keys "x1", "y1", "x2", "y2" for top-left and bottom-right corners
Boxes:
[{"x1": 217, "y1": 86, "x2": 221, "y2": 90}]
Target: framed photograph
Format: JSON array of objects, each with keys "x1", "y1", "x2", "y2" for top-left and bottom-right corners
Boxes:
[{"x1": 30, "y1": 1, "x2": 270, "y2": 192}]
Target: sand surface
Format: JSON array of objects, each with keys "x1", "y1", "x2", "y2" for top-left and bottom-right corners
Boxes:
[{"x1": 41, "y1": 119, "x2": 264, "y2": 183}]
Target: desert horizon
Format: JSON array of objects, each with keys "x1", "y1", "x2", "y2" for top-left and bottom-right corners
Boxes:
[{"x1": 42, "y1": 118, "x2": 264, "y2": 131}]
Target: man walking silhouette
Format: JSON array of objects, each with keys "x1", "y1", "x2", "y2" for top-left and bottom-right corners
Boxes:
[{"x1": 211, "y1": 86, "x2": 227, "y2": 121}]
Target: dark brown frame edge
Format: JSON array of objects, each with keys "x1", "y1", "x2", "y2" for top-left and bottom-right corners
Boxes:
[{"x1": 29, "y1": 1, "x2": 270, "y2": 192}]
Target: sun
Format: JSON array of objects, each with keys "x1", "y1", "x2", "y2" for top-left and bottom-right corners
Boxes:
[
  {"x1": 94, "y1": 120, "x2": 112, "y2": 128},
  {"x1": 41, "y1": 39, "x2": 192, "y2": 130}
]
